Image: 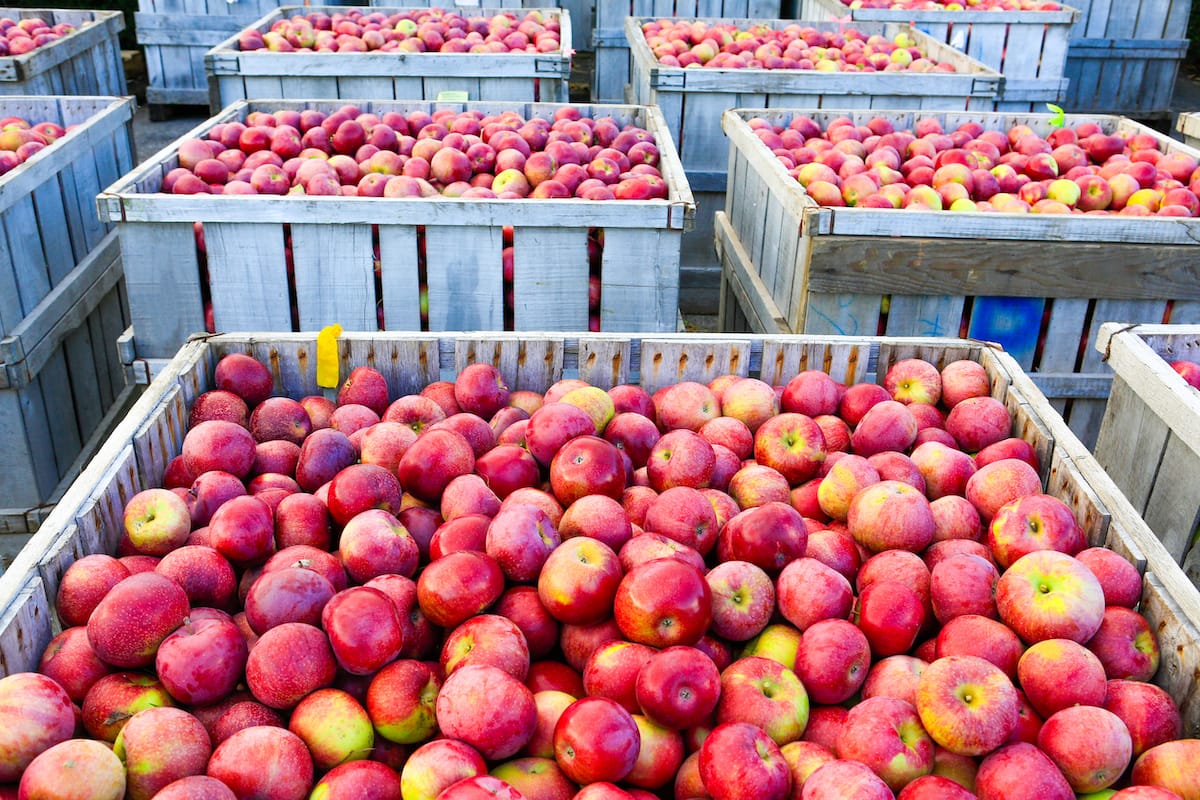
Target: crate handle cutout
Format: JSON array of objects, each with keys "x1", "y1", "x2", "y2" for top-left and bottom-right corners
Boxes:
[{"x1": 436, "y1": 91, "x2": 470, "y2": 102}]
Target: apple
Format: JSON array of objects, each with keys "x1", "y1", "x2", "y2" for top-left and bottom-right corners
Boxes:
[
  {"x1": 794, "y1": 619, "x2": 871, "y2": 705},
  {"x1": 914, "y1": 654, "x2": 1019, "y2": 756},
  {"x1": 699, "y1": 722, "x2": 792, "y2": 800},
  {"x1": 836, "y1": 696, "x2": 934, "y2": 792},
  {"x1": 996, "y1": 550, "x2": 1106, "y2": 644},
  {"x1": 123, "y1": 488, "x2": 192, "y2": 556},
  {"x1": 401, "y1": 739, "x2": 488, "y2": 800},
  {"x1": 974, "y1": 742, "x2": 1074, "y2": 800},
  {"x1": 206, "y1": 726, "x2": 314, "y2": 800},
  {"x1": 554, "y1": 696, "x2": 640, "y2": 784},
  {"x1": 1038, "y1": 705, "x2": 1132, "y2": 793}
]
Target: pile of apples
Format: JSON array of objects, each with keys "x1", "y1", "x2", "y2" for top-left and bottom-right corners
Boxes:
[
  {"x1": 0, "y1": 115, "x2": 69, "y2": 176},
  {"x1": 237, "y1": 8, "x2": 561, "y2": 55},
  {"x1": 747, "y1": 113, "x2": 1200, "y2": 216},
  {"x1": 161, "y1": 104, "x2": 667, "y2": 201},
  {"x1": 7, "y1": 345, "x2": 1199, "y2": 799},
  {"x1": 641, "y1": 20, "x2": 959, "y2": 72},
  {"x1": 836, "y1": 0, "x2": 1067, "y2": 9},
  {"x1": 0, "y1": 16, "x2": 78, "y2": 57}
]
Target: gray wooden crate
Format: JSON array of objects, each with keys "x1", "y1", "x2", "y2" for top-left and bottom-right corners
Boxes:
[
  {"x1": 1063, "y1": 0, "x2": 1190, "y2": 117},
  {"x1": 136, "y1": 0, "x2": 354, "y2": 110},
  {"x1": 205, "y1": 5, "x2": 572, "y2": 112},
  {"x1": 627, "y1": 17, "x2": 1003, "y2": 314},
  {"x1": 0, "y1": 230, "x2": 135, "y2": 534},
  {"x1": 97, "y1": 99, "x2": 695, "y2": 361},
  {"x1": 716, "y1": 107, "x2": 1200, "y2": 449},
  {"x1": 798, "y1": 0, "x2": 1077, "y2": 112},
  {"x1": 1093, "y1": 323, "x2": 1200, "y2": 585},
  {"x1": 592, "y1": 0, "x2": 783, "y2": 103},
  {"x1": 0, "y1": 9, "x2": 125, "y2": 97},
  {"x1": 0, "y1": 96, "x2": 135, "y2": 340},
  {"x1": 3, "y1": 329, "x2": 1198, "y2": 728}
]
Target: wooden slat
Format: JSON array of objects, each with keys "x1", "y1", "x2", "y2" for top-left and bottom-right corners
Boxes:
[
  {"x1": 425, "y1": 225, "x2": 504, "y2": 331},
  {"x1": 290, "y1": 223, "x2": 376, "y2": 331},
  {"x1": 512, "y1": 227, "x2": 589, "y2": 331},
  {"x1": 377, "y1": 224, "x2": 421, "y2": 332},
  {"x1": 204, "y1": 223, "x2": 292, "y2": 333}
]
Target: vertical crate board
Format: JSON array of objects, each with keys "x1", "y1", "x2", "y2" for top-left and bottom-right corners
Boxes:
[
  {"x1": 591, "y1": 0, "x2": 783, "y2": 103},
  {"x1": 1092, "y1": 324, "x2": 1200, "y2": 580},
  {"x1": 97, "y1": 99, "x2": 694, "y2": 360},
  {"x1": 0, "y1": 232, "x2": 131, "y2": 531},
  {"x1": 1063, "y1": 0, "x2": 1191, "y2": 117},
  {"x1": 3, "y1": 331, "x2": 1200, "y2": 733},
  {"x1": 136, "y1": 0, "x2": 357, "y2": 109},
  {"x1": 715, "y1": 107, "x2": 1200, "y2": 448},
  {"x1": 205, "y1": 6, "x2": 572, "y2": 111},
  {"x1": 0, "y1": 9, "x2": 125, "y2": 98},
  {"x1": 798, "y1": 0, "x2": 1077, "y2": 112},
  {"x1": 0, "y1": 95, "x2": 136, "y2": 340},
  {"x1": 1178, "y1": 112, "x2": 1200, "y2": 151}
]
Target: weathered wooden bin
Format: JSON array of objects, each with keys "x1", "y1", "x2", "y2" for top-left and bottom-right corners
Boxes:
[
  {"x1": 97, "y1": 99, "x2": 694, "y2": 367},
  {"x1": 1093, "y1": 323, "x2": 1200, "y2": 585},
  {"x1": 591, "y1": 0, "x2": 783, "y2": 103},
  {"x1": 136, "y1": 0, "x2": 353, "y2": 115},
  {"x1": 1063, "y1": 0, "x2": 1190, "y2": 117},
  {"x1": 205, "y1": 6, "x2": 573, "y2": 112},
  {"x1": 798, "y1": 0, "x2": 1077, "y2": 112},
  {"x1": 0, "y1": 9, "x2": 125, "y2": 97},
  {"x1": 715, "y1": 107, "x2": 1200, "y2": 448},
  {"x1": 0, "y1": 96, "x2": 138, "y2": 535},
  {"x1": 626, "y1": 16, "x2": 1003, "y2": 313},
  {"x1": 1, "y1": 330, "x2": 1197, "y2": 733}
]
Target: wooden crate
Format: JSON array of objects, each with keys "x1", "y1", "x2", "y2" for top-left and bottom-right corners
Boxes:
[
  {"x1": 1, "y1": 330, "x2": 1198, "y2": 733},
  {"x1": 0, "y1": 229, "x2": 136, "y2": 535},
  {"x1": 627, "y1": 17, "x2": 1003, "y2": 314},
  {"x1": 1063, "y1": 0, "x2": 1190, "y2": 117},
  {"x1": 0, "y1": 96, "x2": 135, "y2": 340},
  {"x1": 715, "y1": 107, "x2": 1200, "y2": 449},
  {"x1": 798, "y1": 0, "x2": 1077, "y2": 112},
  {"x1": 136, "y1": 0, "x2": 355, "y2": 113},
  {"x1": 1093, "y1": 323, "x2": 1200, "y2": 583},
  {"x1": 591, "y1": 0, "x2": 783, "y2": 103},
  {"x1": 0, "y1": 9, "x2": 125, "y2": 97},
  {"x1": 205, "y1": 6, "x2": 573, "y2": 112},
  {"x1": 1178, "y1": 112, "x2": 1200, "y2": 150},
  {"x1": 97, "y1": 99, "x2": 695, "y2": 363}
]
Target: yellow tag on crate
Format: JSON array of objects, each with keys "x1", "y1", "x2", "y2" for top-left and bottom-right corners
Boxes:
[
  {"x1": 436, "y1": 90, "x2": 470, "y2": 103},
  {"x1": 317, "y1": 324, "x2": 343, "y2": 389}
]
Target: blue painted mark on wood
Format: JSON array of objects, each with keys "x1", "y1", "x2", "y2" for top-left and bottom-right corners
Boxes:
[{"x1": 968, "y1": 297, "x2": 1046, "y2": 368}]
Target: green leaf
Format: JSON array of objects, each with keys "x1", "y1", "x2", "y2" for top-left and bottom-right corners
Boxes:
[{"x1": 1046, "y1": 103, "x2": 1066, "y2": 128}]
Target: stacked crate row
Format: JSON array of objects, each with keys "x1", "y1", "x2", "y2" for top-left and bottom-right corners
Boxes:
[
  {"x1": 0, "y1": 95, "x2": 137, "y2": 537},
  {"x1": 712, "y1": 107, "x2": 1200, "y2": 449},
  {"x1": 797, "y1": 0, "x2": 1078, "y2": 112},
  {"x1": 205, "y1": 5, "x2": 574, "y2": 110}
]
